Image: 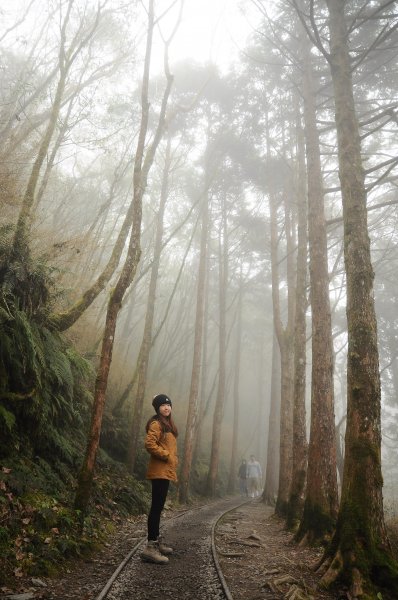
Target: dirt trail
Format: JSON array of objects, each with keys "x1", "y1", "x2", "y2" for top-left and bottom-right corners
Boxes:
[
  {"x1": 216, "y1": 500, "x2": 340, "y2": 600},
  {"x1": 3, "y1": 497, "x2": 343, "y2": 600}
]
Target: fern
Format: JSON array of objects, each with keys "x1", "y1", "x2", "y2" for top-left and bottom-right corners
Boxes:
[
  {"x1": 42, "y1": 329, "x2": 74, "y2": 397},
  {"x1": 14, "y1": 309, "x2": 43, "y2": 386},
  {"x1": 66, "y1": 347, "x2": 94, "y2": 381},
  {"x1": 0, "y1": 239, "x2": 93, "y2": 463},
  {"x1": 0, "y1": 404, "x2": 16, "y2": 431}
]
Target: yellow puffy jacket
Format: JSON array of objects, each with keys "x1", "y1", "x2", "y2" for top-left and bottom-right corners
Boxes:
[{"x1": 145, "y1": 419, "x2": 178, "y2": 482}]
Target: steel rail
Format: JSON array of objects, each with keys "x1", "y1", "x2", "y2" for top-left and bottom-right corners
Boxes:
[
  {"x1": 210, "y1": 499, "x2": 251, "y2": 600},
  {"x1": 94, "y1": 497, "x2": 250, "y2": 600}
]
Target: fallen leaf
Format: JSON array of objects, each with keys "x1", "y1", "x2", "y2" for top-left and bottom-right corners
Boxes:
[
  {"x1": 44, "y1": 537, "x2": 51, "y2": 544},
  {"x1": 2, "y1": 467, "x2": 12, "y2": 474}
]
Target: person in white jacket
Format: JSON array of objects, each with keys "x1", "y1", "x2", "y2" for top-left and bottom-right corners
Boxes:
[{"x1": 246, "y1": 455, "x2": 262, "y2": 498}]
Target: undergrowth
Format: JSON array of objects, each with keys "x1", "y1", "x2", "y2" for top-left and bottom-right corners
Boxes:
[
  {"x1": 0, "y1": 456, "x2": 149, "y2": 585},
  {"x1": 0, "y1": 228, "x2": 150, "y2": 585}
]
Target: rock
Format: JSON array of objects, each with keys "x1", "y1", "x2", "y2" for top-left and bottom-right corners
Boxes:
[
  {"x1": 31, "y1": 578, "x2": 47, "y2": 587},
  {"x1": 3, "y1": 594, "x2": 35, "y2": 600},
  {"x1": 248, "y1": 532, "x2": 262, "y2": 541}
]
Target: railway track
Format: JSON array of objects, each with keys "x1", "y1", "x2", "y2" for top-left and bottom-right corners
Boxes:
[{"x1": 94, "y1": 496, "x2": 248, "y2": 600}]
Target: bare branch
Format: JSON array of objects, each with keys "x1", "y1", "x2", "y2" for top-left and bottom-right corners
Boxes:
[
  {"x1": 0, "y1": 0, "x2": 36, "y2": 43},
  {"x1": 352, "y1": 20, "x2": 398, "y2": 72}
]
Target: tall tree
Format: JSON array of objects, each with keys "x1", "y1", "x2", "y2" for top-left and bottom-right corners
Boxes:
[
  {"x1": 306, "y1": 0, "x2": 398, "y2": 595},
  {"x1": 227, "y1": 270, "x2": 243, "y2": 493},
  {"x1": 74, "y1": 0, "x2": 178, "y2": 513},
  {"x1": 286, "y1": 105, "x2": 308, "y2": 531},
  {"x1": 269, "y1": 169, "x2": 296, "y2": 516},
  {"x1": 206, "y1": 192, "x2": 228, "y2": 497},
  {"x1": 11, "y1": 0, "x2": 102, "y2": 257},
  {"x1": 178, "y1": 186, "x2": 209, "y2": 503},
  {"x1": 296, "y1": 34, "x2": 339, "y2": 544},
  {"x1": 262, "y1": 332, "x2": 280, "y2": 505},
  {"x1": 127, "y1": 135, "x2": 172, "y2": 472}
]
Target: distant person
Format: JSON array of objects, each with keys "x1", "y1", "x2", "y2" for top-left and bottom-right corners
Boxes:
[
  {"x1": 140, "y1": 394, "x2": 178, "y2": 565},
  {"x1": 247, "y1": 454, "x2": 262, "y2": 498},
  {"x1": 238, "y1": 459, "x2": 248, "y2": 496}
]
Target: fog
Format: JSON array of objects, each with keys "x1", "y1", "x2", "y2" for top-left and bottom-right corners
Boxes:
[{"x1": 1, "y1": 0, "x2": 398, "y2": 512}]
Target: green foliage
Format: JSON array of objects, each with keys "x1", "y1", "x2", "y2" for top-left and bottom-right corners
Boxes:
[
  {"x1": 0, "y1": 231, "x2": 150, "y2": 586},
  {"x1": 0, "y1": 476, "x2": 102, "y2": 583},
  {"x1": 0, "y1": 459, "x2": 148, "y2": 585},
  {"x1": 93, "y1": 452, "x2": 150, "y2": 516},
  {"x1": 0, "y1": 228, "x2": 94, "y2": 461},
  {"x1": 0, "y1": 404, "x2": 15, "y2": 431}
]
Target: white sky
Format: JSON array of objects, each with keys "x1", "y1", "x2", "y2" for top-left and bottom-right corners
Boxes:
[
  {"x1": 1, "y1": 0, "x2": 256, "y2": 75},
  {"x1": 153, "y1": 0, "x2": 254, "y2": 71}
]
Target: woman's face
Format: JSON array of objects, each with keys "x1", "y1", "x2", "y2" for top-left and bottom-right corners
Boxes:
[{"x1": 159, "y1": 403, "x2": 172, "y2": 417}]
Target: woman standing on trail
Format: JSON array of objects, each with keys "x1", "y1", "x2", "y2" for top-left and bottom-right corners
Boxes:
[{"x1": 140, "y1": 394, "x2": 178, "y2": 565}]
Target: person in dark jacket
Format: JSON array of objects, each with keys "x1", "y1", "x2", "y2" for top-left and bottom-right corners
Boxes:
[{"x1": 238, "y1": 459, "x2": 248, "y2": 496}]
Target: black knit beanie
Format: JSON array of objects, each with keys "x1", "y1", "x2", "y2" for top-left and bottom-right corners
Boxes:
[{"x1": 152, "y1": 394, "x2": 172, "y2": 412}]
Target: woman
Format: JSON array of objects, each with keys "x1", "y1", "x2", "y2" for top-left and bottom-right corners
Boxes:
[{"x1": 140, "y1": 393, "x2": 178, "y2": 564}]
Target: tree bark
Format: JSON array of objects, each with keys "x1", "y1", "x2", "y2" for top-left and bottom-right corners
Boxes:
[
  {"x1": 318, "y1": 1, "x2": 398, "y2": 596},
  {"x1": 191, "y1": 245, "x2": 210, "y2": 467},
  {"x1": 296, "y1": 38, "x2": 338, "y2": 545},
  {"x1": 206, "y1": 193, "x2": 228, "y2": 497},
  {"x1": 227, "y1": 272, "x2": 243, "y2": 494},
  {"x1": 270, "y1": 188, "x2": 295, "y2": 517},
  {"x1": 127, "y1": 135, "x2": 172, "y2": 472},
  {"x1": 286, "y1": 104, "x2": 308, "y2": 531},
  {"x1": 178, "y1": 189, "x2": 209, "y2": 503},
  {"x1": 262, "y1": 332, "x2": 280, "y2": 505}
]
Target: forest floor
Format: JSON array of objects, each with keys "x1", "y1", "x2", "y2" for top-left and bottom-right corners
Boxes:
[
  {"x1": 1, "y1": 496, "x2": 397, "y2": 600},
  {"x1": 216, "y1": 500, "x2": 340, "y2": 600}
]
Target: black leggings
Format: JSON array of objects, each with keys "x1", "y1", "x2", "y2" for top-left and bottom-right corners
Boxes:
[{"x1": 147, "y1": 479, "x2": 170, "y2": 541}]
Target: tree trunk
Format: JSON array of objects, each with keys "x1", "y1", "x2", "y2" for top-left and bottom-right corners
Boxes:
[
  {"x1": 206, "y1": 194, "x2": 228, "y2": 497},
  {"x1": 286, "y1": 104, "x2": 308, "y2": 531},
  {"x1": 75, "y1": 0, "x2": 175, "y2": 513},
  {"x1": 127, "y1": 135, "x2": 171, "y2": 472},
  {"x1": 191, "y1": 246, "x2": 210, "y2": 467},
  {"x1": 270, "y1": 189, "x2": 295, "y2": 517},
  {"x1": 227, "y1": 273, "x2": 243, "y2": 494},
  {"x1": 262, "y1": 332, "x2": 280, "y2": 505},
  {"x1": 178, "y1": 190, "x2": 209, "y2": 503},
  {"x1": 113, "y1": 219, "x2": 198, "y2": 417},
  {"x1": 296, "y1": 39, "x2": 338, "y2": 545},
  {"x1": 319, "y1": 1, "x2": 398, "y2": 596},
  {"x1": 51, "y1": 178, "x2": 145, "y2": 331},
  {"x1": 11, "y1": 0, "x2": 74, "y2": 257}
]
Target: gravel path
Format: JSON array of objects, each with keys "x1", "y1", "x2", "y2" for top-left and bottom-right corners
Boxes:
[
  {"x1": 105, "y1": 496, "x2": 244, "y2": 600},
  {"x1": 4, "y1": 497, "x2": 347, "y2": 600}
]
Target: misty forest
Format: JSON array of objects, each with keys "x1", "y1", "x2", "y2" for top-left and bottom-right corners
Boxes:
[{"x1": 1, "y1": 0, "x2": 398, "y2": 598}]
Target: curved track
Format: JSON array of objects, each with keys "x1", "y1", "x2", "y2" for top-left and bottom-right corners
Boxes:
[{"x1": 94, "y1": 496, "x2": 248, "y2": 600}]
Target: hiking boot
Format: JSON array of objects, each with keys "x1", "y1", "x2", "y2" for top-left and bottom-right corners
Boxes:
[
  {"x1": 140, "y1": 541, "x2": 169, "y2": 564},
  {"x1": 157, "y1": 535, "x2": 173, "y2": 555}
]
